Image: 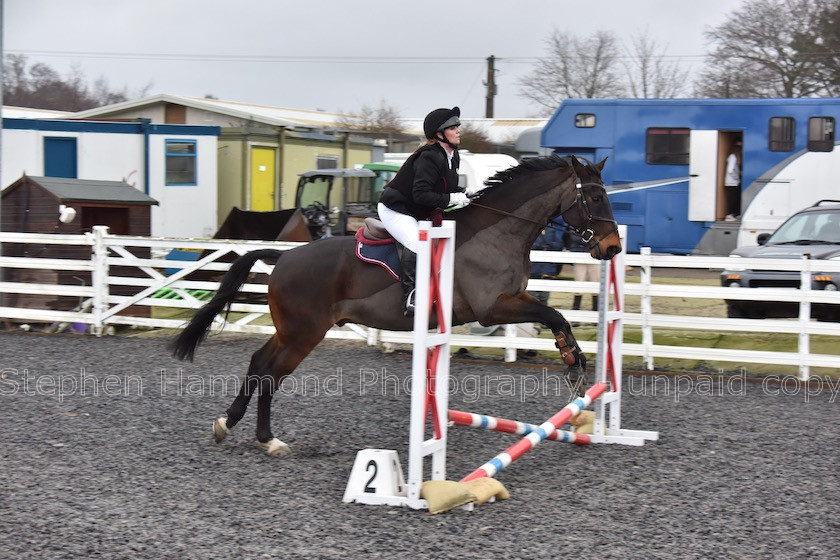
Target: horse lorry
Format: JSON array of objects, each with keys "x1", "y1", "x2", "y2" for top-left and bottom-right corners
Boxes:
[{"x1": 539, "y1": 97, "x2": 840, "y2": 255}]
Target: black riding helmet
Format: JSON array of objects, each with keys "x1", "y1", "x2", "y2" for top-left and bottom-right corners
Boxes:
[{"x1": 423, "y1": 106, "x2": 461, "y2": 140}]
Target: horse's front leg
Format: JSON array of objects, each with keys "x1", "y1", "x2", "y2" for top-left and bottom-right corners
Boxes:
[{"x1": 478, "y1": 293, "x2": 586, "y2": 370}]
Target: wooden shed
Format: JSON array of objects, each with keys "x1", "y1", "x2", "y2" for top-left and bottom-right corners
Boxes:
[{"x1": 1, "y1": 175, "x2": 158, "y2": 314}]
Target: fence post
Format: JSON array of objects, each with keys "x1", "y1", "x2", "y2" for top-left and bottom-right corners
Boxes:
[
  {"x1": 640, "y1": 247, "x2": 654, "y2": 370},
  {"x1": 367, "y1": 327, "x2": 379, "y2": 347},
  {"x1": 90, "y1": 226, "x2": 110, "y2": 337},
  {"x1": 798, "y1": 254, "x2": 811, "y2": 381},
  {"x1": 504, "y1": 323, "x2": 517, "y2": 362}
]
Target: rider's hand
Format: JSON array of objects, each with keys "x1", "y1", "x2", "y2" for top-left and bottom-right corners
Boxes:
[{"x1": 447, "y1": 192, "x2": 470, "y2": 210}]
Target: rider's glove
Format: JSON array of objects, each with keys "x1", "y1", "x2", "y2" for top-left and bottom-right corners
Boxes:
[{"x1": 447, "y1": 192, "x2": 470, "y2": 210}]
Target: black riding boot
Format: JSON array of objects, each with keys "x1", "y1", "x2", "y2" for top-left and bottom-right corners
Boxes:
[
  {"x1": 591, "y1": 295, "x2": 599, "y2": 311},
  {"x1": 400, "y1": 248, "x2": 417, "y2": 316}
]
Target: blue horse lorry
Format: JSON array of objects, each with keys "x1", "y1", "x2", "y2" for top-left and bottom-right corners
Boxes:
[{"x1": 540, "y1": 98, "x2": 840, "y2": 255}]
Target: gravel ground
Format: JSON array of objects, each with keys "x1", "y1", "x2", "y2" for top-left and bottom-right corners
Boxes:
[{"x1": 1, "y1": 330, "x2": 838, "y2": 559}]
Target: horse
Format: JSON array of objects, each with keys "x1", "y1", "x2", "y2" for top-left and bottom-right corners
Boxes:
[{"x1": 171, "y1": 155, "x2": 620, "y2": 457}]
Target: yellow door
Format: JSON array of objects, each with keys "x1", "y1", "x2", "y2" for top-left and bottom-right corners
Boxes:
[{"x1": 250, "y1": 147, "x2": 276, "y2": 211}]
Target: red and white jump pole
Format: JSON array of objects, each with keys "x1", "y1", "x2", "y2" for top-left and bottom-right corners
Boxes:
[
  {"x1": 460, "y1": 382, "x2": 607, "y2": 481},
  {"x1": 454, "y1": 224, "x2": 657, "y2": 484},
  {"x1": 447, "y1": 409, "x2": 593, "y2": 445}
]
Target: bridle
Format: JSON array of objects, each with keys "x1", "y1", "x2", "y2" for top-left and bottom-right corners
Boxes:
[
  {"x1": 560, "y1": 181, "x2": 619, "y2": 247},
  {"x1": 467, "y1": 179, "x2": 618, "y2": 247}
]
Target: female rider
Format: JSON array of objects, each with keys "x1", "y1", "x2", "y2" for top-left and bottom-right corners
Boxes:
[{"x1": 377, "y1": 106, "x2": 470, "y2": 315}]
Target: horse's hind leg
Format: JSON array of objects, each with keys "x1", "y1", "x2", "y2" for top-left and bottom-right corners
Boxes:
[
  {"x1": 214, "y1": 330, "x2": 326, "y2": 456},
  {"x1": 254, "y1": 376, "x2": 289, "y2": 457},
  {"x1": 212, "y1": 337, "x2": 278, "y2": 444},
  {"x1": 213, "y1": 371, "x2": 259, "y2": 442},
  {"x1": 252, "y1": 331, "x2": 329, "y2": 457}
]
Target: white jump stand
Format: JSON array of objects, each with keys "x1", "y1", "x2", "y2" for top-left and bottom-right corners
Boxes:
[
  {"x1": 343, "y1": 220, "x2": 456, "y2": 509},
  {"x1": 591, "y1": 224, "x2": 659, "y2": 445}
]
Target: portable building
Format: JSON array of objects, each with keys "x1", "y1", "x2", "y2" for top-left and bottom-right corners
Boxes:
[
  {"x1": 2, "y1": 117, "x2": 220, "y2": 238},
  {"x1": 71, "y1": 95, "x2": 378, "y2": 224}
]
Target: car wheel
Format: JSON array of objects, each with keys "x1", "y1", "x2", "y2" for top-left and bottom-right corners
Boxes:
[
  {"x1": 739, "y1": 303, "x2": 767, "y2": 319},
  {"x1": 816, "y1": 308, "x2": 840, "y2": 322},
  {"x1": 726, "y1": 303, "x2": 745, "y2": 318}
]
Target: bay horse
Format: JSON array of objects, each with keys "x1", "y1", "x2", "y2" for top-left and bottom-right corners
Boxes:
[{"x1": 171, "y1": 155, "x2": 620, "y2": 456}]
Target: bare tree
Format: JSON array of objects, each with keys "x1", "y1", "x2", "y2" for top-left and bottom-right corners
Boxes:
[
  {"x1": 625, "y1": 33, "x2": 689, "y2": 98},
  {"x1": 694, "y1": 57, "x2": 778, "y2": 98},
  {"x1": 694, "y1": 0, "x2": 829, "y2": 97},
  {"x1": 814, "y1": 0, "x2": 840, "y2": 95},
  {"x1": 458, "y1": 122, "x2": 495, "y2": 153},
  {"x1": 337, "y1": 99, "x2": 405, "y2": 136},
  {"x1": 336, "y1": 100, "x2": 412, "y2": 151},
  {"x1": 518, "y1": 29, "x2": 625, "y2": 115},
  {"x1": 4, "y1": 54, "x2": 30, "y2": 102},
  {"x1": 3, "y1": 54, "x2": 150, "y2": 110}
]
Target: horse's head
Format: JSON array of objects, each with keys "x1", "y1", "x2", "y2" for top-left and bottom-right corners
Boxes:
[{"x1": 560, "y1": 156, "x2": 621, "y2": 260}]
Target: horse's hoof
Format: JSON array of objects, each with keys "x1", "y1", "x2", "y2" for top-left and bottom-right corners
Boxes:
[
  {"x1": 213, "y1": 417, "x2": 230, "y2": 442},
  {"x1": 258, "y1": 438, "x2": 291, "y2": 457}
]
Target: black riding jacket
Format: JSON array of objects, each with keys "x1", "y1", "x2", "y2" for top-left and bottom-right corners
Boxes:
[{"x1": 378, "y1": 143, "x2": 463, "y2": 220}]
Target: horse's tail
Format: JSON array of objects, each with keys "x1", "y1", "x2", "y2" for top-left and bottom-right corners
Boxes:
[{"x1": 170, "y1": 249, "x2": 283, "y2": 361}]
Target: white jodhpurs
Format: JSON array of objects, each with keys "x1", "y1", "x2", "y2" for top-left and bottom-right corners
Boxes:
[{"x1": 377, "y1": 203, "x2": 420, "y2": 253}]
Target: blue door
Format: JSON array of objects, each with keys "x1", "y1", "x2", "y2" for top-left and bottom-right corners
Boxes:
[{"x1": 44, "y1": 137, "x2": 78, "y2": 178}]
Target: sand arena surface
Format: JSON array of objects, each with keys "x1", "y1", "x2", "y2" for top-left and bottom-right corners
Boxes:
[{"x1": 1, "y1": 332, "x2": 838, "y2": 559}]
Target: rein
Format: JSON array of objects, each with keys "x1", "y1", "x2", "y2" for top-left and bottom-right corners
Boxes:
[
  {"x1": 467, "y1": 200, "x2": 552, "y2": 229},
  {"x1": 468, "y1": 181, "x2": 617, "y2": 242}
]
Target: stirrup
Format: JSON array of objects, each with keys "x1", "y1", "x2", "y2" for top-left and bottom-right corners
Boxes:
[{"x1": 403, "y1": 289, "x2": 416, "y2": 316}]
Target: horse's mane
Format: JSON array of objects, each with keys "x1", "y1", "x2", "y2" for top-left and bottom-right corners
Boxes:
[{"x1": 475, "y1": 155, "x2": 572, "y2": 195}]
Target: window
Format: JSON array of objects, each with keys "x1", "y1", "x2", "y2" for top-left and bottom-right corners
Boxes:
[
  {"x1": 316, "y1": 155, "x2": 338, "y2": 170},
  {"x1": 165, "y1": 140, "x2": 197, "y2": 185},
  {"x1": 768, "y1": 117, "x2": 795, "y2": 152},
  {"x1": 575, "y1": 113, "x2": 596, "y2": 128},
  {"x1": 808, "y1": 117, "x2": 835, "y2": 152},
  {"x1": 645, "y1": 128, "x2": 690, "y2": 165}
]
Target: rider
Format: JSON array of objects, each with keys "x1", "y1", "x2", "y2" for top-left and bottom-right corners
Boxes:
[{"x1": 378, "y1": 106, "x2": 471, "y2": 315}]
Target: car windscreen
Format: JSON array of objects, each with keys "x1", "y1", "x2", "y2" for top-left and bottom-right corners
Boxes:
[
  {"x1": 297, "y1": 177, "x2": 331, "y2": 208},
  {"x1": 769, "y1": 210, "x2": 840, "y2": 244}
]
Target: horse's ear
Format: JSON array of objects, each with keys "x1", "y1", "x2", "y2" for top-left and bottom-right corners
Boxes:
[
  {"x1": 569, "y1": 155, "x2": 582, "y2": 171},
  {"x1": 595, "y1": 157, "x2": 608, "y2": 172}
]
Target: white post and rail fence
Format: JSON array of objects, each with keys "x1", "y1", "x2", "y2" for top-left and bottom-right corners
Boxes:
[{"x1": 0, "y1": 227, "x2": 837, "y2": 380}]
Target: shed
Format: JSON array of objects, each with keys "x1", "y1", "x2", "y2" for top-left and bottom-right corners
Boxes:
[
  {"x1": 1, "y1": 175, "x2": 159, "y2": 316},
  {"x1": 2, "y1": 175, "x2": 159, "y2": 235}
]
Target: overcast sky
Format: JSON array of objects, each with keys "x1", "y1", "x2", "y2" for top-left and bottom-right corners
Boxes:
[{"x1": 5, "y1": 0, "x2": 740, "y2": 118}]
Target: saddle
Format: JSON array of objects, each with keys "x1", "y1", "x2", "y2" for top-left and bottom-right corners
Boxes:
[
  {"x1": 354, "y1": 218, "x2": 401, "y2": 280},
  {"x1": 357, "y1": 218, "x2": 394, "y2": 244}
]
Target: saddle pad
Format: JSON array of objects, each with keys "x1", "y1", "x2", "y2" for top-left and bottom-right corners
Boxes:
[{"x1": 355, "y1": 239, "x2": 401, "y2": 281}]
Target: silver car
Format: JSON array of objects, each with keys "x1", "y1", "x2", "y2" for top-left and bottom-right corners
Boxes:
[{"x1": 721, "y1": 201, "x2": 840, "y2": 321}]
